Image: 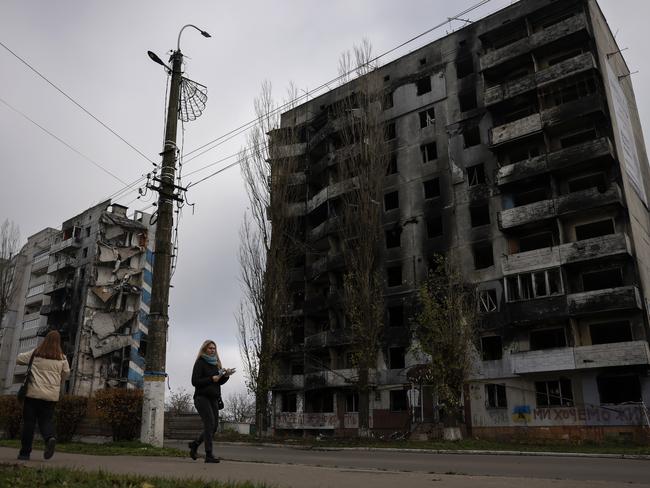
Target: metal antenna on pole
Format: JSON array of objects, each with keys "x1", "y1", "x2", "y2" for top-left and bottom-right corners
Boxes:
[{"x1": 141, "y1": 25, "x2": 210, "y2": 447}]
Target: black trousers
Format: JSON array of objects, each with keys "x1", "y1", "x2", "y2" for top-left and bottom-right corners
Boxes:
[
  {"x1": 192, "y1": 395, "x2": 220, "y2": 456},
  {"x1": 20, "y1": 397, "x2": 56, "y2": 456}
]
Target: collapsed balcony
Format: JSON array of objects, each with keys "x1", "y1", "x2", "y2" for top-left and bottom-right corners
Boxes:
[
  {"x1": 485, "y1": 52, "x2": 597, "y2": 106},
  {"x1": 501, "y1": 233, "x2": 632, "y2": 275},
  {"x1": 510, "y1": 341, "x2": 650, "y2": 374},
  {"x1": 480, "y1": 13, "x2": 590, "y2": 72},
  {"x1": 498, "y1": 184, "x2": 622, "y2": 230},
  {"x1": 496, "y1": 137, "x2": 614, "y2": 186}
]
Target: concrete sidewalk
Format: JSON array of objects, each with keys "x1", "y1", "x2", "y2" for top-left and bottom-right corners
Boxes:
[{"x1": 1, "y1": 447, "x2": 648, "y2": 488}]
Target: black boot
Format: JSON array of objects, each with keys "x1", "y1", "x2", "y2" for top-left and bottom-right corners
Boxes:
[
  {"x1": 205, "y1": 453, "x2": 220, "y2": 463},
  {"x1": 188, "y1": 441, "x2": 199, "y2": 460},
  {"x1": 44, "y1": 437, "x2": 56, "y2": 460}
]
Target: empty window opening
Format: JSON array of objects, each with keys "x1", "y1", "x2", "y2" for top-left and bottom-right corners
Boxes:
[
  {"x1": 419, "y1": 108, "x2": 436, "y2": 128},
  {"x1": 509, "y1": 145, "x2": 540, "y2": 163},
  {"x1": 489, "y1": 23, "x2": 527, "y2": 50},
  {"x1": 530, "y1": 327, "x2": 566, "y2": 350},
  {"x1": 568, "y1": 173, "x2": 607, "y2": 193},
  {"x1": 519, "y1": 232, "x2": 554, "y2": 252},
  {"x1": 590, "y1": 321, "x2": 632, "y2": 344},
  {"x1": 389, "y1": 347, "x2": 406, "y2": 369},
  {"x1": 481, "y1": 335, "x2": 502, "y2": 360},
  {"x1": 345, "y1": 392, "x2": 359, "y2": 412},
  {"x1": 467, "y1": 164, "x2": 486, "y2": 186},
  {"x1": 502, "y1": 104, "x2": 536, "y2": 124},
  {"x1": 459, "y1": 88, "x2": 477, "y2": 112},
  {"x1": 419, "y1": 57, "x2": 427, "y2": 66},
  {"x1": 309, "y1": 203, "x2": 328, "y2": 228},
  {"x1": 292, "y1": 291, "x2": 304, "y2": 310},
  {"x1": 281, "y1": 393, "x2": 298, "y2": 412},
  {"x1": 390, "y1": 390, "x2": 408, "y2": 411},
  {"x1": 582, "y1": 268, "x2": 623, "y2": 292},
  {"x1": 292, "y1": 326, "x2": 304, "y2": 345},
  {"x1": 513, "y1": 187, "x2": 548, "y2": 207},
  {"x1": 388, "y1": 305, "x2": 405, "y2": 327},
  {"x1": 385, "y1": 228, "x2": 401, "y2": 249},
  {"x1": 385, "y1": 122, "x2": 396, "y2": 140},
  {"x1": 473, "y1": 242, "x2": 494, "y2": 269},
  {"x1": 506, "y1": 268, "x2": 562, "y2": 302},
  {"x1": 85, "y1": 226, "x2": 91, "y2": 237},
  {"x1": 597, "y1": 375, "x2": 641, "y2": 404},
  {"x1": 387, "y1": 265, "x2": 403, "y2": 287},
  {"x1": 420, "y1": 142, "x2": 438, "y2": 162},
  {"x1": 536, "y1": 10, "x2": 576, "y2": 30},
  {"x1": 543, "y1": 76, "x2": 597, "y2": 107},
  {"x1": 463, "y1": 126, "x2": 481, "y2": 147},
  {"x1": 485, "y1": 383, "x2": 507, "y2": 408},
  {"x1": 535, "y1": 378, "x2": 573, "y2": 407},
  {"x1": 290, "y1": 362, "x2": 304, "y2": 375},
  {"x1": 384, "y1": 191, "x2": 399, "y2": 211},
  {"x1": 427, "y1": 216, "x2": 443, "y2": 238},
  {"x1": 383, "y1": 91, "x2": 394, "y2": 110},
  {"x1": 383, "y1": 75, "x2": 390, "y2": 82},
  {"x1": 416, "y1": 76, "x2": 432, "y2": 95},
  {"x1": 386, "y1": 154, "x2": 398, "y2": 175},
  {"x1": 478, "y1": 289, "x2": 498, "y2": 313},
  {"x1": 82, "y1": 247, "x2": 88, "y2": 258},
  {"x1": 575, "y1": 219, "x2": 615, "y2": 241},
  {"x1": 456, "y1": 57, "x2": 474, "y2": 78},
  {"x1": 423, "y1": 178, "x2": 441, "y2": 199},
  {"x1": 305, "y1": 390, "x2": 334, "y2": 413},
  {"x1": 560, "y1": 128, "x2": 597, "y2": 148},
  {"x1": 547, "y1": 48, "x2": 585, "y2": 67},
  {"x1": 470, "y1": 204, "x2": 490, "y2": 227}
]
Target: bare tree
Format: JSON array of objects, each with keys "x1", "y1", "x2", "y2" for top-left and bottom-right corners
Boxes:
[
  {"x1": 335, "y1": 40, "x2": 388, "y2": 436},
  {"x1": 412, "y1": 253, "x2": 477, "y2": 428},
  {"x1": 0, "y1": 219, "x2": 20, "y2": 326},
  {"x1": 237, "y1": 81, "x2": 302, "y2": 435},
  {"x1": 222, "y1": 391, "x2": 255, "y2": 423},
  {"x1": 165, "y1": 388, "x2": 194, "y2": 415}
]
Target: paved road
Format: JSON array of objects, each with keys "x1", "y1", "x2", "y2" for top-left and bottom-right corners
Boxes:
[{"x1": 168, "y1": 441, "x2": 650, "y2": 485}]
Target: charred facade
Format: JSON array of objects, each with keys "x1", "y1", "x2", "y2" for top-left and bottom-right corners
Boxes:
[{"x1": 269, "y1": 0, "x2": 650, "y2": 439}]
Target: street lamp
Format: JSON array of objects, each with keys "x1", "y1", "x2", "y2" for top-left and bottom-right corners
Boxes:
[{"x1": 141, "y1": 23, "x2": 210, "y2": 448}]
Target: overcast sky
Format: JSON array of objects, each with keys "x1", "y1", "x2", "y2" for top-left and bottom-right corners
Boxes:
[{"x1": 1, "y1": 0, "x2": 648, "y2": 399}]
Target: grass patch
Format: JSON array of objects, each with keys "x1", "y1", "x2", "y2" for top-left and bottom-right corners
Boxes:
[
  {"x1": 0, "y1": 440, "x2": 185, "y2": 457},
  {"x1": 0, "y1": 463, "x2": 272, "y2": 488},
  {"x1": 216, "y1": 432, "x2": 650, "y2": 455}
]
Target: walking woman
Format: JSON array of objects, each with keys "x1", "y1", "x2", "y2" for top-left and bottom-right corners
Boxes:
[
  {"x1": 16, "y1": 330, "x2": 70, "y2": 461},
  {"x1": 189, "y1": 340, "x2": 235, "y2": 463}
]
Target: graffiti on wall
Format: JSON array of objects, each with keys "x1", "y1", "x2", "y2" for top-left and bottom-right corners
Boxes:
[
  {"x1": 473, "y1": 404, "x2": 648, "y2": 427},
  {"x1": 275, "y1": 413, "x2": 339, "y2": 429}
]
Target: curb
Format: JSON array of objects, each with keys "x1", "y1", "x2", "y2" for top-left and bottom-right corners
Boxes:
[{"x1": 200, "y1": 441, "x2": 650, "y2": 460}]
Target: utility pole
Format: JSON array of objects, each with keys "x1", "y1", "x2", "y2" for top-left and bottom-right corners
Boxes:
[{"x1": 141, "y1": 25, "x2": 210, "y2": 447}]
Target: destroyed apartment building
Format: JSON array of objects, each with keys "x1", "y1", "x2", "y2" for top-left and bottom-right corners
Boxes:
[
  {"x1": 268, "y1": 0, "x2": 650, "y2": 440},
  {"x1": 0, "y1": 201, "x2": 154, "y2": 396}
]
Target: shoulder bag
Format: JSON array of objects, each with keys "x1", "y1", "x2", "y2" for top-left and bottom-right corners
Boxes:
[{"x1": 16, "y1": 352, "x2": 36, "y2": 403}]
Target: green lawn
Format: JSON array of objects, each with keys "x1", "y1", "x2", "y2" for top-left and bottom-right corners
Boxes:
[
  {"x1": 0, "y1": 440, "x2": 185, "y2": 457},
  {"x1": 0, "y1": 464, "x2": 272, "y2": 488},
  {"x1": 217, "y1": 432, "x2": 650, "y2": 455}
]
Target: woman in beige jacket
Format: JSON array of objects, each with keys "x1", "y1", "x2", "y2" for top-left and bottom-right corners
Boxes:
[{"x1": 16, "y1": 330, "x2": 70, "y2": 461}]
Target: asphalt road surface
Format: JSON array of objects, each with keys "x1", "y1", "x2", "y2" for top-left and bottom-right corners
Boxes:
[{"x1": 168, "y1": 441, "x2": 650, "y2": 485}]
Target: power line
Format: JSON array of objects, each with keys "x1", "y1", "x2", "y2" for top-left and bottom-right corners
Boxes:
[
  {"x1": 0, "y1": 96, "x2": 128, "y2": 185},
  {"x1": 181, "y1": 0, "x2": 494, "y2": 164},
  {"x1": 0, "y1": 39, "x2": 156, "y2": 165}
]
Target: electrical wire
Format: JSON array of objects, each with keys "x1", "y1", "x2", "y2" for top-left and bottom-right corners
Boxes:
[
  {"x1": 0, "y1": 96, "x2": 128, "y2": 185},
  {"x1": 0, "y1": 39, "x2": 156, "y2": 165},
  {"x1": 180, "y1": 0, "x2": 494, "y2": 164}
]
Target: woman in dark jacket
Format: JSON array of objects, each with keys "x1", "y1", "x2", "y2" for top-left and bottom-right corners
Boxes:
[{"x1": 188, "y1": 340, "x2": 235, "y2": 463}]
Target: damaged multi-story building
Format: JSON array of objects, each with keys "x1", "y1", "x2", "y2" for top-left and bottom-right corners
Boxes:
[
  {"x1": 0, "y1": 201, "x2": 154, "y2": 396},
  {"x1": 269, "y1": 0, "x2": 650, "y2": 440}
]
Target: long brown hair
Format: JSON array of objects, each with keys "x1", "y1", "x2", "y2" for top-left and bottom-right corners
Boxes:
[{"x1": 34, "y1": 330, "x2": 65, "y2": 360}]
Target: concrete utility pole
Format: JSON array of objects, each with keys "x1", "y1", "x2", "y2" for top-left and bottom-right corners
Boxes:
[{"x1": 141, "y1": 25, "x2": 210, "y2": 447}]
